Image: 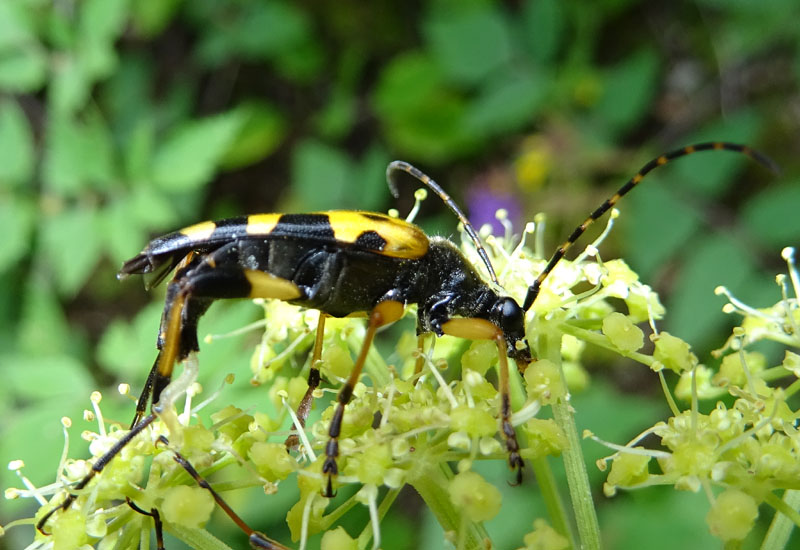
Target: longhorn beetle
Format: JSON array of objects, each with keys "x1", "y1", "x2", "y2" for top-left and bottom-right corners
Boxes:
[{"x1": 36, "y1": 142, "x2": 775, "y2": 548}]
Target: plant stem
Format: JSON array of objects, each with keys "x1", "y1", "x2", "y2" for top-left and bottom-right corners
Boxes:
[
  {"x1": 762, "y1": 490, "x2": 800, "y2": 550},
  {"x1": 410, "y1": 462, "x2": 488, "y2": 550},
  {"x1": 541, "y1": 329, "x2": 601, "y2": 550},
  {"x1": 530, "y1": 455, "x2": 577, "y2": 548}
]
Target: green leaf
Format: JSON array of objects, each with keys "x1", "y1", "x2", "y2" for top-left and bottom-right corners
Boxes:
[
  {"x1": 40, "y1": 206, "x2": 103, "y2": 296},
  {"x1": 594, "y1": 49, "x2": 659, "y2": 136},
  {"x1": 131, "y1": 0, "x2": 183, "y2": 36},
  {"x1": 620, "y1": 180, "x2": 703, "y2": 280},
  {"x1": 192, "y1": 1, "x2": 312, "y2": 67},
  {"x1": 220, "y1": 101, "x2": 287, "y2": 170},
  {"x1": 82, "y1": 110, "x2": 116, "y2": 186},
  {"x1": 373, "y1": 52, "x2": 475, "y2": 162},
  {"x1": 129, "y1": 185, "x2": 179, "y2": 228},
  {"x1": 521, "y1": 0, "x2": 564, "y2": 65},
  {"x1": 18, "y1": 280, "x2": 76, "y2": 356},
  {"x1": 672, "y1": 110, "x2": 762, "y2": 198},
  {"x1": 743, "y1": 181, "x2": 800, "y2": 247},
  {"x1": 600, "y1": 488, "x2": 716, "y2": 550},
  {"x1": 666, "y1": 234, "x2": 758, "y2": 348},
  {"x1": 123, "y1": 116, "x2": 155, "y2": 183},
  {"x1": 102, "y1": 207, "x2": 148, "y2": 266},
  {"x1": 50, "y1": 54, "x2": 93, "y2": 114},
  {"x1": 79, "y1": 0, "x2": 128, "y2": 79},
  {"x1": 99, "y1": 198, "x2": 146, "y2": 265},
  {"x1": 101, "y1": 187, "x2": 178, "y2": 264},
  {"x1": 0, "y1": 99, "x2": 35, "y2": 187},
  {"x1": 315, "y1": 90, "x2": 357, "y2": 140},
  {"x1": 0, "y1": 47, "x2": 47, "y2": 93},
  {"x1": 464, "y1": 70, "x2": 546, "y2": 136},
  {"x1": 373, "y1": 52, "x2": 447, "y2": 119},
  {"x1": 0, "y1": 196, "x2": 35, "y2": 271},
  {"x1": 8, "y1": 354, "x2": 94, "y2": 401},
  {"x1": 97, "y1": 302, "x2": 163, "y2": 380},
  {"x1": 352, "y1": 145, "x2": 391, "y2": 212},
  {"x1": 152, "y1": 111, "x2": 245, "y2": 192},
  {"x1": 42, "y1": 112, "x2": 116, "y2": 194},
  {"x1": 0, "y1": 3, "x2": 47, "y2": 92},
  {"x1": 0, "y1": 3, "x2": 38, "y2": 49},
  {"x1": 43, "y1": 115, "x2": 83, "y2": 193},
  {"x1": 291, "y1": 140, "x2": 352, "y2": 210},
  {"x1": 425, "y1": 7, "x2": 512, "y2": 85}
]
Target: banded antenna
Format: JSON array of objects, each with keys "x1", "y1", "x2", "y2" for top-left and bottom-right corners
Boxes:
[
  {"x1": 521, "y1": 142, "x2": 778, "y2": 312},
  {"x1": 387, "y1": 160, "x2": 499, "y2": 284}
]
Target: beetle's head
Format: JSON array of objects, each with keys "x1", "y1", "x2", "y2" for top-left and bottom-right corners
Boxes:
[{"x1": 492, "y1": 296, "x2": 531, "y2": 369}]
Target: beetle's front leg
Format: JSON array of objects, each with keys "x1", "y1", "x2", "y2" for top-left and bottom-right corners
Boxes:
[{"x1": 440, "y1": 318, "x2": 525, "y2": 484}]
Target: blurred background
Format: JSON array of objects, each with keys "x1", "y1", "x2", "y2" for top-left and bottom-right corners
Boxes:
[{"x1": 2, "y1": 0, "x2": 799, "y2": 548}]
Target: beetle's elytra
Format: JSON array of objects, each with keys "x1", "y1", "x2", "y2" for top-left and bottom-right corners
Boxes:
[{"x1": 36, "y1": 142, "x2": 775, "y2": 549}]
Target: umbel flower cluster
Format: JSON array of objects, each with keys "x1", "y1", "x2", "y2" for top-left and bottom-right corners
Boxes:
[
  {"x1": 4, "y1": 207, "x2": 799, "y2": 550},
  {"x1": 597, "y1": 247, "x2": 800, "y2": 545}
]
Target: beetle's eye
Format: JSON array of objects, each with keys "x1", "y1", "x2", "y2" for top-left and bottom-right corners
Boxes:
[{"x1": 499, "y1": 297, "x2": 523, "y2": 327}]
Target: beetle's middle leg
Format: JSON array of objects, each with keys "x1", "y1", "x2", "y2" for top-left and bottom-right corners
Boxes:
[
  {"x1": 322, "y1": 300, "x2": 404, "y2": 497},
  {"x1": 285, "y1": 312, "x2": 327, "y2": 450}
]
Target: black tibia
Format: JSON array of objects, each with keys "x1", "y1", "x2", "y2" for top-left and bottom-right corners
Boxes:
[
  {"x1": 137, "y1": 243, "x2": 261, "y2": 417},
  {"x1": 321, "y1": 300, "x2": 403, "y2": 498},
  {"x1": 126, "y1": 498, "x2": 165, "y2": 550},
  {"x1": 285, "y1": 313, "x2": 327, "y2": 450},
  {"x1": 157, "y1": 436, "x2": 290, "y2": 550},
  {"x1": 36, "y1": 414, "x2": 158, "y2": 535}
]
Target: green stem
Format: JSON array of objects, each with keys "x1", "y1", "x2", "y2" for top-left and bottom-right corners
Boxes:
[
  {"x1": 410, "y1": 462, "x2": 488, "y2": 550},
  {"x1": 167, "y1": 523, "x2": 235, "y2": 550},
  {"x1": 530, "y1": 455, "x2": 576, "y2": 548},
  {"x1": 541, "y1": 329, "x2": 601, "y2": 550},
  {"x1": 762, "y1": 490, "x2": 800, "y2": 550},
  {"x1": 357, "y1": 487, "x2": 402, "y2": 549},
  {"x1": 559, "y1": 322, "x2": 654, "y2": 368}
]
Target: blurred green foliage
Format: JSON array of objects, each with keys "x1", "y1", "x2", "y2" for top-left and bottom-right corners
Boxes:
[{"x1": 1, "y1": 0, "x2": 798, "y2": 549}]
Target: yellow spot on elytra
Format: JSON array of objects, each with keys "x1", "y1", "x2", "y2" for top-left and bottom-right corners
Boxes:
[
  {"x1": 328, "y1": 211, "x2": 429, "y2": 259},
  {"x1": 181, "y1": 221, "x2": 216, "y2": 241},
  {"x1": 246, "y1": 214, "x2": 280, "y2": 236}
]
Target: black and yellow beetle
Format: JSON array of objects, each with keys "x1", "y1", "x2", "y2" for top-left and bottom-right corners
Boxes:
[{"x1": 37, "y1": 142, "x2": 774, "y2": 549}]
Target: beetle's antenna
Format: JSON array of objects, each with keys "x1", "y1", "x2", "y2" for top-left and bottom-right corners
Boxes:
[
  {"x1": 387, "y1": 161, "x2": 499, "y2": 284},
  {"x1": 522, "y1": 142, "x2": 778, "y2": 312}
]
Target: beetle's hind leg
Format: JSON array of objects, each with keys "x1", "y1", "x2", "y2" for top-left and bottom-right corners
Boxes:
[
  {"x1": 125, "y1": 497, "x2": 165, "y2": 550},
  {"x1": 322, "y1": 300, "x2": 404, "y2": 497},
  {"x1": 38, "y1": 247, "x2": 306, "y2": 539},
  {"x1": 36, "y1": 413, "x2": 159, "y2": 535},
  {"x1": 285, "y1": 312, "x2": 327, "y2": 450},
  {"x1": 131, "y1": 357, "x2": 159, "y2": 428},
  {"x1": 156, "y1": 435, "x2": 291, "y2": 550}
]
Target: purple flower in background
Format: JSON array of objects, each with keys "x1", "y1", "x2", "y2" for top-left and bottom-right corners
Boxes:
[{"x1": 465, "y1": 171, "x2": 523, "y2": 236}]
